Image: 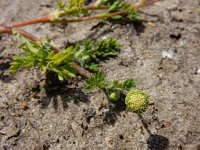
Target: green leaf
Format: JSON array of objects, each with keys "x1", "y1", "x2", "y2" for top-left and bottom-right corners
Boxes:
[
  {"x1": 84, "y1": 63, "x2": 100, "y2": 72},
  {"x1": 85, "y1": 72, "x2": 107, "y2": 91},
  {"x1": 9, "y1": 36, "x2": 77, "y2": 80},
  {"x1": 57, "y1": 0, "x2": 66, "y2": 11},
  {"x1": 58, "y1": 75, "x2": 64, "y2": 81},
  {"x1": 52, "y1": 0, "x2": 89, "y2": 20},
  {"x1": 127, "y1": 9, "x2": 138, "y2": 21},
  {"x1": 106, "y1": 1, "x2": 129, "y2": 13},
  {"x1": 102, "y1": 1, "x2": 138, "y2": 21},
  {"x1": 95, "y1": 37, "x2": 119, "y2": 57},
  {"x1": 95, "y1": 0, "x2": 117, "y2": 7},
  {"x1": 121, "y1": 79, "x2": 136, "y2": 90},
  {"x1": 68, "y1": 0, "x2": 84, "y2": 9},
  {"x1": 106, "y1": 79, "x2": 136, "y2": 91},
  {"x1": 110, "y1": 15, "x2": 122, "y2": 20},
  {"x1": 74, "y1": 37, "x2": 118, "y2": 72},
  {"x1": 67, "y1": 0, "x2": 88, "y2": 16}
]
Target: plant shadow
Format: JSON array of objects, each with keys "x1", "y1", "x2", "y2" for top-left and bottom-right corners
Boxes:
[
  {"x1": 0, "y1": 56, "x2": 14, "y2": 82},
  {"x1": 147, "y1": 134, "x2": 169, "y2": 150},
  {"x1": 98, "y1": 101, "x2": 169, "y2": 149},
  {"x1": 87, "y1": 19, "x2": 146, "y2": 40},
  {"x1": 138, "y1": 115, "x2": 169, "y2": 150},
  {"x1": 38, "y1": 72, "x2": 169, "y2": 150},
  {"x1": 98, "y1": 93, "x2": 127, "y2": 126},
  {"x1": 40, "y1": 71, "x2": 89, "y2": 110},
  {"x1": 109, "y1": 19, "x2": 146, "y2": 36}
]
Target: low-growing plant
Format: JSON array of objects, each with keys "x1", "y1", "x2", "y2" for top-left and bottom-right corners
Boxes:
[
  {"x1": 0, "y1": 0, "x2": 162, "y2": 113},
  {"x1": 197, "y1": 8, "x2": 200, "y2": 15}
]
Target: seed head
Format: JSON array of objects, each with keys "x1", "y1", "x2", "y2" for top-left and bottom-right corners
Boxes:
[{"x1": 125, "y1": 90, "x2": 149, "y2": 113}]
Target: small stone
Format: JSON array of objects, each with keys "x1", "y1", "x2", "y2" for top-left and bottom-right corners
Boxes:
[
  {"x1": 197, "y1": 68, "x2": 200, "y2": 74},
  {"x1": 162, "y1": 48, "x2": 177, "y2": 60},
  {"x1": 20, "y1": 101, "x2": 29, "y2": 110}
]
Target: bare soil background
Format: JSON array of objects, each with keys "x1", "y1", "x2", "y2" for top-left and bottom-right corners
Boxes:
[{"x1": 0, "y1": 0, "x2": 200, "y2": 149}]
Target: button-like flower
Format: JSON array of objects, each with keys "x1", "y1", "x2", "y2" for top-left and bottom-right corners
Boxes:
[
  {"x1": 125, "y1": 90, "x2": 149, "y2": 113},
  {"x1": 108, "y1": 90, "x2": 120, "y2": 102}
]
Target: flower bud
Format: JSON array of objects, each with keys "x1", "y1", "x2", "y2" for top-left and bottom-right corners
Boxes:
[
  {"x1": 81, "y1": 55, "x2": 91, "y2": 64},
  {"x1": 125, "y1": 90, "x2": 149, "y2": 113},
  {"x1": 108, "y1": 91, "x2": 120, "y2": 102}
]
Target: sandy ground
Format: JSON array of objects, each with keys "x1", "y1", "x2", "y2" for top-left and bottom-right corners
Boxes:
[{"x1": 0, "y1": 0, "x2": 200, "y2": 149}]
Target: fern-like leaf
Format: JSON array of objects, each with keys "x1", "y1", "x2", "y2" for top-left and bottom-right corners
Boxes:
[
  {"x1": 102, "y1": 1, "x2": 138, "y2": 21},
  {"x1": 85, "y1": 72, "x2": 107, "y2": 91},
  {"x1": 106, "y1": 79, "x2": 136, "y2": 91},
  {"x1": 75, "y1": 37, "x2": 119, "y2": 72},
  {"x1": 9, "y1": 37, "x2": 77, "y2": 80}
]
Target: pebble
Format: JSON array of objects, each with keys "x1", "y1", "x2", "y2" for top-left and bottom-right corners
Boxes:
[
  {"x1": 102, "y1": 36, "x2": 107, "y2": 40},
  {"x1": 162, "y1": 48, "x2": 177, "y2": 60},
  {"x1": 197, "y1": 68, "x2": 200, "y2": 74}
]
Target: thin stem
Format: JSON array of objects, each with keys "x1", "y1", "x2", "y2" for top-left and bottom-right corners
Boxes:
[
  {"x1": 0, "y1": 26, "x2": 11, "y2": 34},
  {"x1": 72, "y1": 62, "x2": 92, "y2": 78},
  {"x1": 84, "y1": 4, "x2": 108, "y2": 10},
  {"x1": 49, "y1": 9, "x2": 128, "y2": 23},
  {"x1": 16, "y1": 29, "x2": 62, "y2": 53},
  {"x1": 7, "y1": 16, "x2": 50, "y2": 28},
  {"x1": 0, "y1": 0, "x2": 161, "y2": 31},
  {"x1": 34, "y1": 0, "x2": 162, "y2": 24},
  {"x1": 4, "y1": 4, "x2": 107, "y2": 29}
]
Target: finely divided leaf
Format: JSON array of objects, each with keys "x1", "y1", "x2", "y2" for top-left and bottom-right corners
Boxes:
[
  {"x1": 95, "y1": 0, "x2": 117, "y2": 7},
  {"x1": 103, "y1": 1, "x2": 138, "y2": 21},
  {"x1": 9, "y1": 37, "x2": 77, "y2": 80},
  {"x1": 121, "y1": 79, "x2": 136, "y2": 90},
  {"x1": 57, "y1": 0, "x2": 66, "y2": 11},
  {"x1": 106, "y1": 79, "x2": 136, "y2": 91},
  {"x1": 68, "y1": 0, "x2": 84, "y2": 9},
  {"x1": 74, "y1": 37, "x2": 119, "y2": 72},
  {"x1": 85, "y1": 72, "x2": 107, "y2": 91}
]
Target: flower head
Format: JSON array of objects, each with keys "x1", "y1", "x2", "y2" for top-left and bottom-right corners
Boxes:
[
  {"x1": 108, "y1": 90, "x2": 120, "y2": 102},
  {"x1": 125, "y1": 90, "x2": 149, "y2": 113}
]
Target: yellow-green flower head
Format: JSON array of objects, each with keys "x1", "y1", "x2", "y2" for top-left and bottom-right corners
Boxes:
[{"x1": 125, "y1": 90, "x2": 149, "y2": 113}]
